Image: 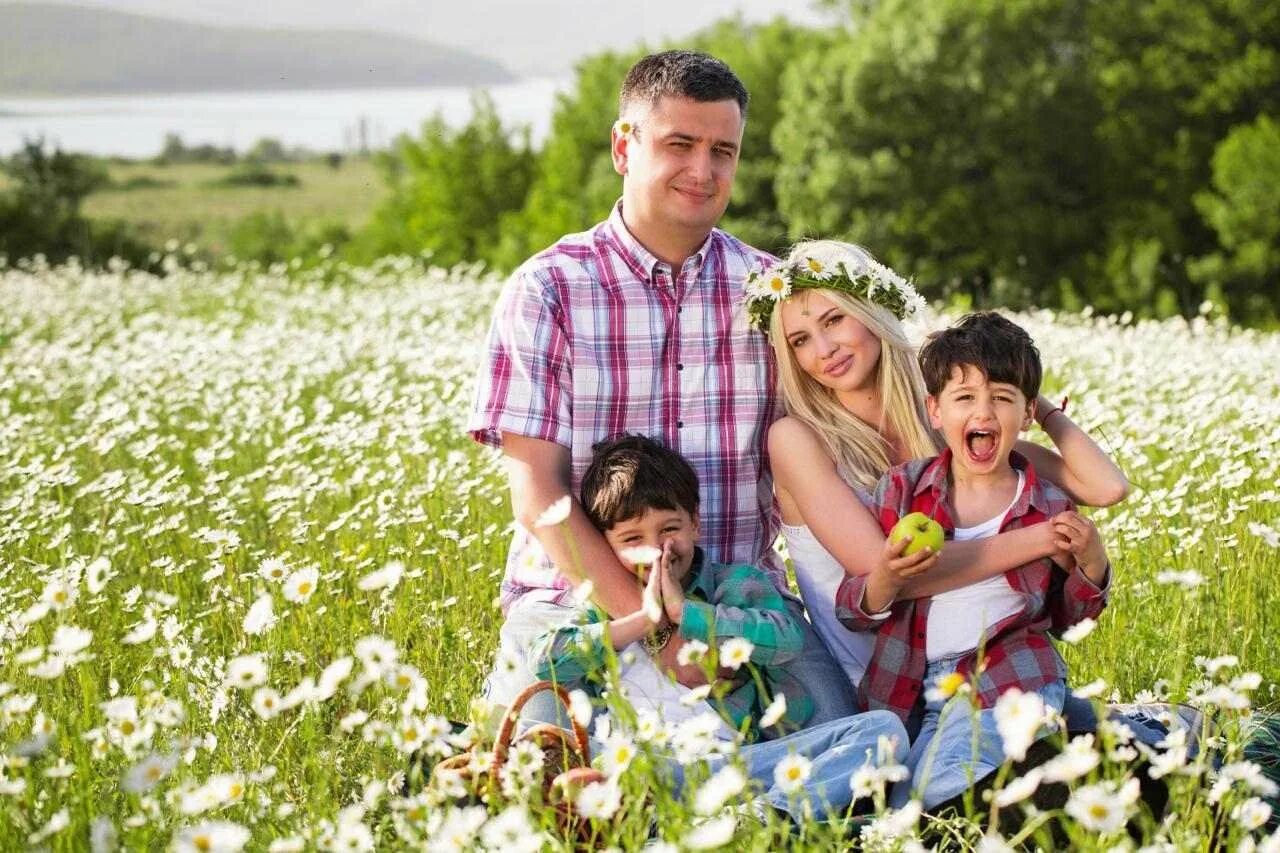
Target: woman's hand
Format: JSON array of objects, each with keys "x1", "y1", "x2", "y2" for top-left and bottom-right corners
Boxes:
[{"x1": 863, "y1": 535, "x2": 939, "y2": 613}]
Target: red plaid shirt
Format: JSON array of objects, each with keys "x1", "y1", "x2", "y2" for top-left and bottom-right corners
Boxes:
[
  {"x1": 468, "y1": 202, "x2": 783, "y2": 610},
  {"x1": 834, "y1": 449, "x2": 1110, "y2": 724}
]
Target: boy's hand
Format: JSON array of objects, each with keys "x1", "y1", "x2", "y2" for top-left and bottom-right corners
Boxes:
[
  {"x1": 1052, "y1": 511, "x2": 1107, "y2": 585},
  {"x1": 641, "y1": 554, "x2": 666, "y2": 627},
  {"x1": 658, "y1": 541, "x2": 685, "y2": 624},
  {"x1": 863, "y1": 535, "x2": 939, "y2": 613},
  {"x1": 1039, "y1": 517, "x2": 1076, "y2": 570}
]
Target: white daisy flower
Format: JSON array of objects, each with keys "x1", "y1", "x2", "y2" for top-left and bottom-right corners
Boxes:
[
  {"x1": 772, "y1": 753, "x2": 811, "y2": 795},
  {"x1": 242, "y1": 593, "x2": 275, "y2": 636},
  {"x1": 173, "y1": 821, "x2": 251, "y2": 853},
  {"x1": 357, "y1": 560, "x2": 404, "y2": 592},
  {"x1": 694, "y1": 765, "x2": 746, "y2": 815},
  {"x1": 1061, "y1": 617, "x2": 1097, "y2": 644},
  {"x1": 759, "y1": 692, "x2": 787, "y2": 729},
  {"x1": 718, "y1": 637, "x2": 754, "y2": 671},
  {"x1": 575, "y1": 779, "x2": 621, "y2": 820},
  {"x1": 993, "y1": 688, "x2": 1047, "y2": 762},
  {"x1": 225, "y1": 654, "x2": 268, "y2": 690},
  {"x1": 682, "y1": 814, "x2": 737, "y2": 850},
  {"x1": 533, "y1": 495, "x2": 571, "y2": 527},
  {"x1": 1065, "y1": 777, "x2": 1140, "y2": 834},
  {"x1": 282, "y1": 567, "x2": 319, "y2": 603}
]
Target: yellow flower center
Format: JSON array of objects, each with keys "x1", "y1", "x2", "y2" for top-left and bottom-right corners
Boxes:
[
  {"x1": 938, "y1": 672, "x2": 966, "y2": 696},
  {"x1": 1089, "y1": 804, "x2": 1108, "y2": 819},
  {"x1": 298, "y1": 582, "x2": 312, "y2": 595},
  {"x1": 121, "y1": 720, "x2": 136, "y2": 735},
  {"x1": 194, "y1": 836, "x2": 212, "y2": 852},
  {"x1": 768, "y1": 276, "x2": 786, "y2": 293},
  {"x1": 53, "y1": 590, "x2": 67, "y2": 603},
  {"x1": 229, "y1": 782, "x2": 243, "y2": 798},
  {"x1": 787, "y1": 766, "x2": 801, "y2": 781},
  {"x1": 806, "y1": 258, "x2": 823, "y2": 273}
]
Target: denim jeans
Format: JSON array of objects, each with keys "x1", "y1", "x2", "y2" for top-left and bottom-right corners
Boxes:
[
  {"x1": 891, "y1": 657, "x2": 1066, "y2": 810},
  {"x1": 665, "y1": 711, "x2": 909, "y2": 820},
  {"x1": 483, "y1": 595, "x2": 859, "y2": 733}
]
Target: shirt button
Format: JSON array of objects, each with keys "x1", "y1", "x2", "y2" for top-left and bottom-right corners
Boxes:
[
  {"x1": 677, "y1": 420, "x2": 684, "y2": 428},
  {"x1": 916, "y1": 632, "x2": 925, "y2": 640},
  {"x1": 677, "y1": 363, "x2": 684, "y2": 371},
  {"x1": 677, "y1": 307, "x2": 683, "y2": 313}
]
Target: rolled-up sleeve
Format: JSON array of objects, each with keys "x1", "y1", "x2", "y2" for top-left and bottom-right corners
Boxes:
[
  {"x1": 467, "y1": 267, "x2": 572, "y2": 449},
  {"x1": 1050, "y1": 561, "x2": 1111, "y2": 633},
  {"x1": 834, "y1": 574, "x2": 893, "y2": 632}
]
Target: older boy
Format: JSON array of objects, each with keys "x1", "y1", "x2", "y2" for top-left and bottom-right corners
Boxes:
[
  {"x1": 533, "y1": 434, "x2": 907, "y2": 819},
  {"x1": 835, "y1": 312, "x2": 1111, "y2": 809}
]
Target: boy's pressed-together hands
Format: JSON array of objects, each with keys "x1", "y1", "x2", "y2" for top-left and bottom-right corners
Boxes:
[{"x1": 1051, "y1": 510, "x2": 1108, "y2": 585}]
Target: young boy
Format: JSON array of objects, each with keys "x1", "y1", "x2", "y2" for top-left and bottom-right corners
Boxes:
[
  {"x1": 834, "y1": 312, "x2": 1111, "y2": 809},
  {"x1": 532, "y1": 434, "x2": 908, "y2": 819}
]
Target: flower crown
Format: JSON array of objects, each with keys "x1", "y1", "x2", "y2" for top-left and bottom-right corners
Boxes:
[{"x1": 744, "y1": 254, "x2": 927, "y2": 332}]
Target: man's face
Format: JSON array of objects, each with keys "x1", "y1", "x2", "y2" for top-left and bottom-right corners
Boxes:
[{"x1": 613, "y1": 95, "x2": 744, "y2": 245}]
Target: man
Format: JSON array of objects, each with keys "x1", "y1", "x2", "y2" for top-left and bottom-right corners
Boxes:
[{"x1": 468, "y1": 50, "x2": 857, "y2": 727}]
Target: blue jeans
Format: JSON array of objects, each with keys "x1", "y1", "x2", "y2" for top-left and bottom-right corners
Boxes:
[
  {"x1": 891, "y1": 657, "x2": 1066, "y2": 810},
  {"x1": 666, "y1": 711, "x2": 909, "y2": 820},
  {"x1": 484, "y1": 596, "x2": 859, "y2": 732},
  {"x1": 780, "y1": 598, "x2": 860, "y2": 729}
]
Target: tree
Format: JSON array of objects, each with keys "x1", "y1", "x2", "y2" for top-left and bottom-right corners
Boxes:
[
  {"x1": 353, "y1": 93, "x2": 535, "y2": 269},
  {"x1": 1189, "y1": 115, "x2": 1280, "y2": 319},
  {"x1": 774, "y1": 0, "x2": 1105, "y2": 308}
]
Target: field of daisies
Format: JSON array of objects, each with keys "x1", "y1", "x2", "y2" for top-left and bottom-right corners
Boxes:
[{"x1": 1, "y1": 254, "x2": 1278, "y2": 851}]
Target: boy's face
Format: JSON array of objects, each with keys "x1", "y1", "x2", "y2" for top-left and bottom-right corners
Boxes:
[
  {"x1": 605, "y1": 506, "x2": 700, "y2": 584},
  {"x1": 926, "y1": 364, "x2": 1033, "y2": 478}
]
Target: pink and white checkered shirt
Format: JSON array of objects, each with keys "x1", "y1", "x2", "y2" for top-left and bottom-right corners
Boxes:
[{"x1": 469, "y1": 202, "x2": 784, "y2": 611}]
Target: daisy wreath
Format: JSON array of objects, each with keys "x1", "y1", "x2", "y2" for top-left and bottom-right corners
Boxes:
[{"x1": 743, "y1": 253, "x2": 927, "y2": 332}]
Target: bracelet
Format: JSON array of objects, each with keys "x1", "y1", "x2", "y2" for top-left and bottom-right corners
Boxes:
[
  {"x1": 642, "y1": 625, "x2": 674, "y2": 657},
  {"x1": 1038, "y1": 406, "x2": 1063, "y2": 429}
]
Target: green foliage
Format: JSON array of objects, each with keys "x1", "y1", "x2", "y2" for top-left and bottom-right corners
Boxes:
[
  {"x1": 208, "y1": 163, "x2": 302, "y2": 189},
  {"x1": 155, "y1": 132, "x2": 237, "y2": 165},
  {"x1": 353, "y1": 93, "x2": 535, "y2": 270},
  {"x1": 226, "y1": 211, "x2": 350, "y2": 267},
  {"x1": 1085, "y1": 0, "x2": 1280, "y2": 316},
  {"x1": 0, "y1": 139, "x2": 153, "y2": 266},
  {"x1": 774, "y1": 0, "x2": 1106, "y2": 308},
  {"x1": 1189, "y1": 115, "x2": 1280, "y2": 321},
  {"x1": 492, "y1": 50, "x2": 640, "y2": 270}
]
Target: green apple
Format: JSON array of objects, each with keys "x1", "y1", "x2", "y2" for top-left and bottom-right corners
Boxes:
[{"x1": 889, "y1": 511, "x2": 945, "y2": 556}]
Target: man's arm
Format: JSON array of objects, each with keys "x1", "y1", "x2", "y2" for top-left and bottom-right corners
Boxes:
[
  {"x1": 503, "y1": 433, "x2": 707, "y2": 684},
  {"x1": 503, "y1": 433, "x2": 641, "y2": 617}
]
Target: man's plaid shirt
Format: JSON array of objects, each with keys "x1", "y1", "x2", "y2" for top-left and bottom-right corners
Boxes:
[
  {"x1": 834, "y1": 449, "x2": 1111, "y2": 725},
  {"x1": 531, "y1": 549, "x2": 813, "y2": 737},
  {"x1": 468, "y1": 202, "x2": 782, "y2": 610}
]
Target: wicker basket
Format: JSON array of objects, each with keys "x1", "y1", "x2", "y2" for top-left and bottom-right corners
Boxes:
[{"x1": 430, "y1": 681, "x2": 606, "y2": 841}]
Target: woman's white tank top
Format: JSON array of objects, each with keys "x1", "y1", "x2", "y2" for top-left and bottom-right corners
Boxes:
[{"x1": 779, "y1": 479, "x2": 877, "y2": 689}]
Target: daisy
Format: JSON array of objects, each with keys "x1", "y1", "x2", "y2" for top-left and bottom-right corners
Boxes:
[
  {"x1": 925, "y1": 671, "x2": 968, "y2": 702},
  {"x1": 694, "y1": 765, "x2": 746, "y2": 815},
  {"x1": 251, "y1": 687, "x2": 282, "y2": 719},
  {"x1": 225, "y1": 654, "x2": 268, "y2": 690},
  {"x1": 123, "y1": 752, "x2": 177, "y2": 793},
  {"x1": 258, "y1": 557, "x2": 290, "y2": 584},
  {"x1": 1065, "y1": 778, "x2": 1139, "y2": 834},
  {"x1": 242, "y1": 593, "x2": 275, "y2": 636},
  {"x1": 282, "y1": 567, "x2": 319, "y2": 603},
  {"x1": 719, "y1": 637, "x2": 754, "y2": 671},
  {"x1": 599, "y1": 733, "x2": 636, "y2": 777},
  {"x1": 533, "y1": 495, "x2": 571, "y2": 527},
  {"x1": 575, "y1": 779, "x2": 622, "y2": 820},
  {"x1": 173, "y1": 821, "x2": 251, "y2": 853},
  {"x1": 773, "y1": 753, "x2": 811, "y2": 795},
  {"x1": 759, "y1": 692, "x2": 787, "y2": 729},
  {"x1": 1061, "y1": 617, "x2": 1097, "y2": 644},
  {"x1": 993, "y1": 688, "x2": 1047, "y2": 761},
  {"x1": 682, "y1": 814, "x2": 737, "y2": 850},
  {"x1": 357, "y1": 560, "x2": 404, "y2": 591}
]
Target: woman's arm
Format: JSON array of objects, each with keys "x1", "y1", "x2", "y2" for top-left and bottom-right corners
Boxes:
[
  {"x1": 771, "y1": 418, "x2": 1061, "y2": 598},
  {"x1": 1015, "y1": 395, "x2": 1129, "y2": 508}
]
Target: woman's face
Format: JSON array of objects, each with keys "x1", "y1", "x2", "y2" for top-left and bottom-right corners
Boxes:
[{"x1": 780, "y1": 291, "x2": 883, "y2": 395}]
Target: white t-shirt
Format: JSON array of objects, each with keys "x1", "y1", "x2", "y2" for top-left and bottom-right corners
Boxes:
[
  {"x1": 612, "y1": 643, "x2": 737, "y2": 741},
  {"x1": 926, "y1": 471, "x2": 1028, "y2": 661}
]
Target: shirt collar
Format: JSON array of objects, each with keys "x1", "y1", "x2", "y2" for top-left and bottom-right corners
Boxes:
[
  {"x1": 605, "y1": 200, "x2": 714, "y2": 287},
  {"x1": 913, "y1": 448, "x2": 1053, "y2": 521},
  {"x1": 685, "y1": 547, "x2": 712, "y2": 596}
]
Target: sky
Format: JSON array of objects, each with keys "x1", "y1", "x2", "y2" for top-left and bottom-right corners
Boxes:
[{"x1": 51, "y1": 0, "x2": 836, "y2": 75}]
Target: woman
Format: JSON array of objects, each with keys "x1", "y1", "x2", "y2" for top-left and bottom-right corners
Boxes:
[{"x1": 747, "y1": 240, "x2": 1128, "y2": 689}]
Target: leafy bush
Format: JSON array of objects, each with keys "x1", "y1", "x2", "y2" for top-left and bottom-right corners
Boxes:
[{"x1": 208, "y1": 163, "x2": 301, "y2": 189}]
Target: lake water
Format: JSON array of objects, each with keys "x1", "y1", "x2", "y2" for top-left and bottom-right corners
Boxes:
[{"x1": 0, "y1": 78, "x2": 567, "y2": 158}]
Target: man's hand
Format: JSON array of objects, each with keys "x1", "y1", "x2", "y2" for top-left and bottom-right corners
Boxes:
[
  {"x1": 1052, "y1": 511, "x2": 1107, "y2": 585},
  {"x1": 862, "y1": 535, "x2": 939, "y2": 613}
]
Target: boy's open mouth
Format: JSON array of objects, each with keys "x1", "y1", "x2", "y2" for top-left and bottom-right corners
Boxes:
[{"x1": 965, "y1": 428, "x2": 999, "y2": 463}]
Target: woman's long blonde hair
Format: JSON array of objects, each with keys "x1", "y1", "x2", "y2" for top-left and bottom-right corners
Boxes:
[{"x1": 769, "y1": 240, "x2": 940, "y2": 490}]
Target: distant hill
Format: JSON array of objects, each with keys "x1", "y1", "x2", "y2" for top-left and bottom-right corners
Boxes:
[{"x1": 0, "y1": 3, "x2": 517, "y2": 96}]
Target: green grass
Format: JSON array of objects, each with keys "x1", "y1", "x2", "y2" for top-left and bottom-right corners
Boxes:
[
  {"x1": 75, "y1": 158, "x2": 386, "y2": 249},
  {"x1": 0, "y1": 260, "x2": 1277, "y2": 850}
]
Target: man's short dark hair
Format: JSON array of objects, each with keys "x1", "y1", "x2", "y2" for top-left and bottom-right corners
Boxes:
[
  {"x1": 919, "y1": 312, "x2": 1042, "y2": 401},
  {"x1": 620, "y1": 50, "x2": 749, "y2": 118},
  {"x1": 580, "y1": 434, "x2": 700, "y2": 531}
]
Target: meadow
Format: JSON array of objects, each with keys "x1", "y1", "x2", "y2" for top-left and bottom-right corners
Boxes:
[{"x1": 0, "y1": 256, "x2": 1277, "y2": 850}]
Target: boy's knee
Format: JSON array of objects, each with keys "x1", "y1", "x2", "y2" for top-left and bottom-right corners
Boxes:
[{"x1": 858, "y1": 710, "x2": 910, "y2": 761}]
